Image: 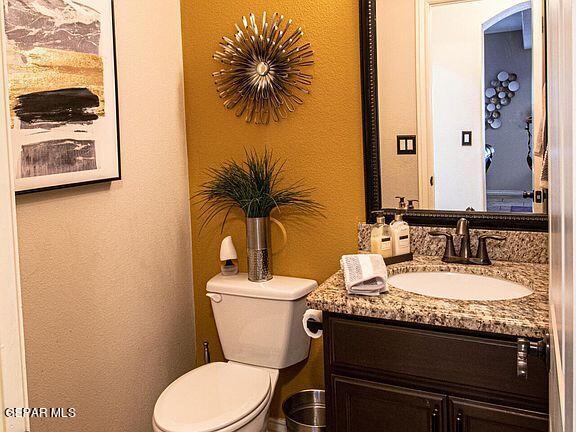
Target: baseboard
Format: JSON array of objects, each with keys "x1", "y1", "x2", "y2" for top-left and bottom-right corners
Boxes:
[{"x1": 268, "y1": 417, "x2": 287, "y2": 432}]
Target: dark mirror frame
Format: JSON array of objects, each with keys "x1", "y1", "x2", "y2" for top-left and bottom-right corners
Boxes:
[{"x1": 359, "y1": 0, "x2": 549, "y2": 232}]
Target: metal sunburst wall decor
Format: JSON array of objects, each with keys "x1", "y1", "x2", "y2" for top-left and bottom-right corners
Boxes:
[{"x1": 212, "y1": 12, "x2": 314, "y2": 125}]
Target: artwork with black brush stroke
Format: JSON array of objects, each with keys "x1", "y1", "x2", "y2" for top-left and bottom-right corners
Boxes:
[
  {"x1": 15, "y1": 88, "x2": 99, "y2": 126},
  {"x1": 2, "y1": 0, "x2": 120, "y2": 192}
]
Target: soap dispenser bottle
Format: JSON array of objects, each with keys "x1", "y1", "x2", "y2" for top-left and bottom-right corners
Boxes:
[
  {"x1": 390, "y1": 212, "x2": 411, "y2": 256},
  {"x1": 370, "y1": 216, "x2": 393, "y2": 258}
]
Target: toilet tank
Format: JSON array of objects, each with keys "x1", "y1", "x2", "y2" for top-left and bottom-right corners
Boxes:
[{"x1": 206, "y1": 274, "x2": 318, "y2": 369}]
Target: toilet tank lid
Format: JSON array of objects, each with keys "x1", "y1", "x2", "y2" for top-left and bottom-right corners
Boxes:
[{"x1": 207, "y1": 273, "x2": 318, "y2": 300}]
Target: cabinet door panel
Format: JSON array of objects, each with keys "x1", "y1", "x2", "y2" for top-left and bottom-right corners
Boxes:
[
  {"x1": 450, "y1": 397, "x2": 548, "y2": 432},
  {"x1": 332, "y1": 375, "x2": 446, "y2": 432}
]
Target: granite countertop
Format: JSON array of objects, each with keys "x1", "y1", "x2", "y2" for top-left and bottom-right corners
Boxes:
[{"x1": 307, "y1": 255, "x2": 549, "y2": 338}]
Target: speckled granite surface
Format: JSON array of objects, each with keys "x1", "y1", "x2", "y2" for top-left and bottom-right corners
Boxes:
[
  {"x1": 358, "y1": 224, "x2": 549, "y2": 264},
  {"x1": 307, "y1": 255, "x2": 549, "y2": 338}
]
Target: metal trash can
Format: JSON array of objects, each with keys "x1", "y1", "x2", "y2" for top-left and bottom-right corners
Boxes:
[{"x1": 282, "y1": 389, "x2": 326, "y2": 432}]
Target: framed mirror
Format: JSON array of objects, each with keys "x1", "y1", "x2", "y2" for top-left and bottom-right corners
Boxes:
[{"x1": 360, "y1": 0, "x2": 549, "y2": 231}]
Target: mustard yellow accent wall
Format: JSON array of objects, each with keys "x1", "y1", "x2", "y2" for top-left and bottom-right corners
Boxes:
[{"x1": 181, "y1": 0, "x2": 365, "y2": 417}]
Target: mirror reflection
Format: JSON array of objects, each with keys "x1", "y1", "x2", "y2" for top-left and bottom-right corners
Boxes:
[{"x1": 376, "y1": 0, "x2": 547, "y2": 213}]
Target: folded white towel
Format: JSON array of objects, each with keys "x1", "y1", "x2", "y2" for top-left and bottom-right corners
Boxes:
[{"x1": 340, "y1": 254, "x2": 389, "y2": 296}]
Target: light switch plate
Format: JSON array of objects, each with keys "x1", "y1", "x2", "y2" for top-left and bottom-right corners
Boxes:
[
  {"x1": 462, "y1": 131, "x2": 472, "y2": 146},
  {"x1": 397, "y1": 135, "x2": 416, "y2": 155}
]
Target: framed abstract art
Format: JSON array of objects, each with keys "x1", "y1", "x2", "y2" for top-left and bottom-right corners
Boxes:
[{"x1": 1, "y1": 0, "x2": 120, "y2": 194}]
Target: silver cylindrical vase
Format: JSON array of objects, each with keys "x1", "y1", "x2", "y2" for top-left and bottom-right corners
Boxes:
[{"x1": 246, "y1": 217, "x2": 273, "y2": 282}]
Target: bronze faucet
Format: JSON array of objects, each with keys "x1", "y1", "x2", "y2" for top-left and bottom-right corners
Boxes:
[{"x1": 429, "y1": 218, "x2": 505, "y2": 265}]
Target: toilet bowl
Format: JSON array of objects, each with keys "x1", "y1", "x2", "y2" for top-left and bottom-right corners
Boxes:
[{"x1": 153, "y1": 362, "x2": 279, "y2": 432}]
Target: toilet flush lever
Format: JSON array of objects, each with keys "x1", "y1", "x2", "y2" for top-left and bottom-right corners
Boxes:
[{"x1": 206, "y1": 293, "x2": 222, "y2": 303}]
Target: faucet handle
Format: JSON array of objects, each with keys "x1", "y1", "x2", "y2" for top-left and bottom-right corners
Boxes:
[
  {"x1": 429, "y1": 231, "x2": 457, "y2": 261},
  {"x1": 476, "y1": 234, "x2": 506, "y2": 265}
]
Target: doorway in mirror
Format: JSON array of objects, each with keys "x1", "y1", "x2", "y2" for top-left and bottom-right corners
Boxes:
[{"x1": 483, "y1": 5, "x2": 541, "y2": 213}]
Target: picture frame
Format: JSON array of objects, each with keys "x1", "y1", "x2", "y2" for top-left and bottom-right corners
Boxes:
[{"x1": 1, "y1": 0, "x2": 121, "y2": 194}]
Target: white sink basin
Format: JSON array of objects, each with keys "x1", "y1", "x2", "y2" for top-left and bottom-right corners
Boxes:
[{"x1": 387, "y1": 272, "x2": 533, "y2": 301}]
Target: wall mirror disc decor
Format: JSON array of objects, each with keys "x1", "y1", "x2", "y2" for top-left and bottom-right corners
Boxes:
[
  {"x1": 1, "y1": 0, "x2": 121, "y2": 194},
  {"x1": 360, "y1": 0, "x2": 548, "y2": 230},
  {"x1": 213, "y1": 12, "x2": 314, "y2": 125},
  {"x1": 485, "y1": 70, "x2": 520, "y2": 129}
]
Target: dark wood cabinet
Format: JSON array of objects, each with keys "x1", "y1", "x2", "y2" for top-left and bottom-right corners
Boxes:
[
  {"x1": 323, "y1": 313, "x2": 549, "y2": 431},
  {"x1": 450, "y1": 398, "x2": 548, "y2": 432},
  {"x1": 332, "y1": 375, "x2": 446, "y2": 432}
]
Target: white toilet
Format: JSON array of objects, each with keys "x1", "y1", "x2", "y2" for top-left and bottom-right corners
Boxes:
[{"x1": 152, "y1": 273, "x2": 318, "y2": 432}]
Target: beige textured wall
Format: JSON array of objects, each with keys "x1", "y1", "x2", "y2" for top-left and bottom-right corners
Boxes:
[
  {"x1": 0, "y1": 364, "x2": 4, "y2": 432},
  {"x1": 14, "y1": 1, "x2": 195, "y2": 431},
  {"x1": 376, "y1": 0, "x2": 420, "y2": 208},
  {"x1": 181, "y1": 0, "x2": 365, "y2": 418}
]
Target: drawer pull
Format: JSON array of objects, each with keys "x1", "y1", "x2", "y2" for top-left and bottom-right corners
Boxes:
[
  {"x1": 456, "y1": 412, "x2": 464, "y2": 432},
  {"x1": 517, "y1": 334, "x2": 550, "y2": 379},
  {"x1": 431, "y1": 408, "x2": 439, "y2": 432}
]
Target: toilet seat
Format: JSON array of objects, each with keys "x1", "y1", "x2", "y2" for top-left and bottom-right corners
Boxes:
[
  {"x1": 153, "y1": 395, "x2": 269, "y2": 432},
  {"x1": 153, "y1": 362, "x2": 272, "y2": 432}
]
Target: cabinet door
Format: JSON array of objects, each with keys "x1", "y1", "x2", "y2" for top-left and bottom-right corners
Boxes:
[
  {"x1": 450, "y1": 397, "x2": 548, "y2": 432},
  {"x1": 331, "y1": 375, "x2": 446, "y2": 432}
]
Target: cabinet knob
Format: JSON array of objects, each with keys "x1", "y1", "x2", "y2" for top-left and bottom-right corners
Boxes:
[
  {"x1": 456, "y1": 412, "x2": 464, "y2": 432},
  {"x1": 431, "y1": 408, "x2": 440, "y2": 432}
]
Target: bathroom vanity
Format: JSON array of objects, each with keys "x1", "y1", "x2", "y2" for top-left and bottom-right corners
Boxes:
[
  {"x1": 333, "y1": 0, "x2": 557, "y2": 428},
  {"x1": 308, "y1": 256, "x2": 549, "y2": 432}
]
